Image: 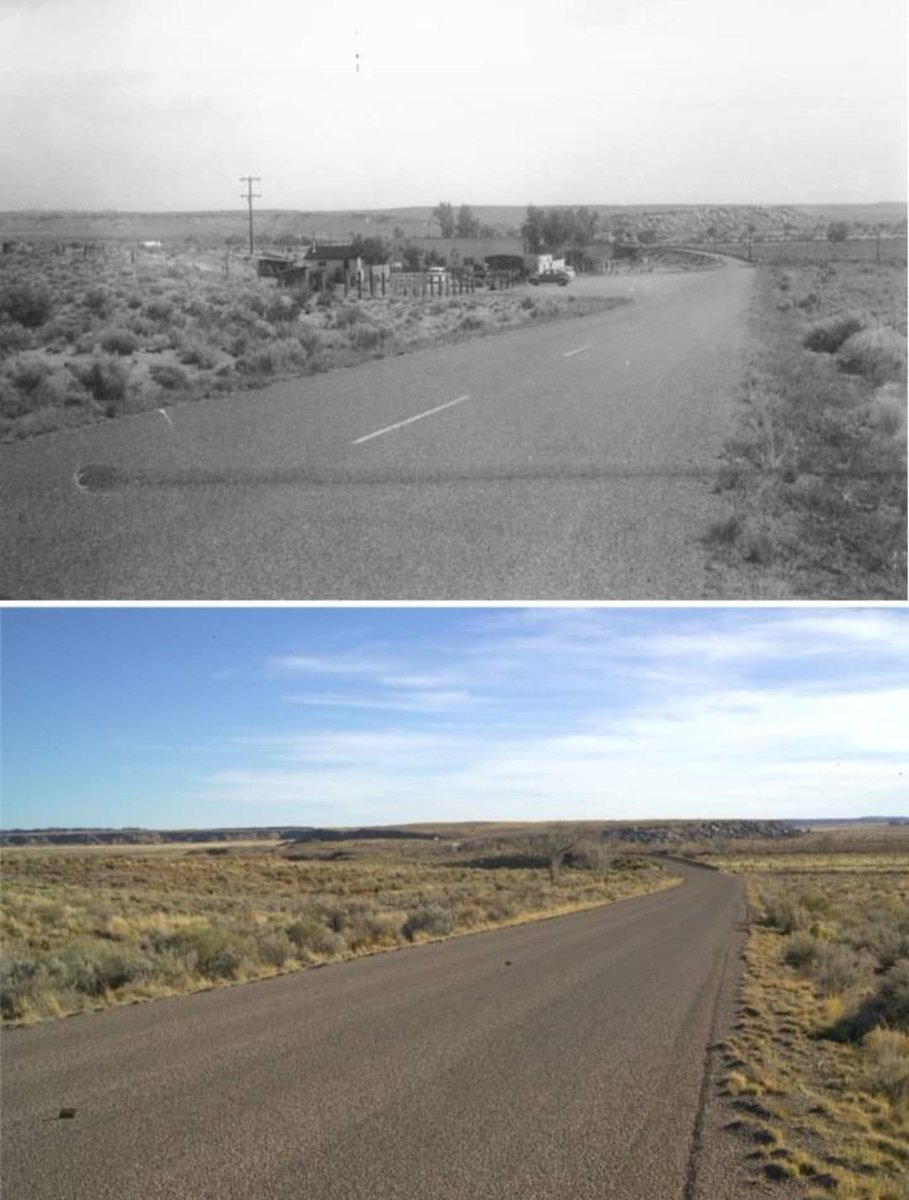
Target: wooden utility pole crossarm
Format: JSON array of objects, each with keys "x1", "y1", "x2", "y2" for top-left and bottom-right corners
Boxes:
[{"x1": 240, "y1": 176, "x2": 261, "y2": 254}]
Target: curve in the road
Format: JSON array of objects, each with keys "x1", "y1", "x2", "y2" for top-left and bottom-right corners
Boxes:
[{"x1": 1, "y1": 861, "x2": 745, "y2": 1200}]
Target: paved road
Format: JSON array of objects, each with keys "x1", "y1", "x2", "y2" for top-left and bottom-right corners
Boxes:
[
  {"x1": 0, "y1": 265, "x2": 754, "y2": 599},
  {"x1": 1, "y1": 862, "x2": 744, "y2": 1200}
]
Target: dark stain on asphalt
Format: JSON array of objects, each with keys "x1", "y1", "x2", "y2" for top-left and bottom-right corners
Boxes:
[{"x1": 73, "y1": 461, "x2": 726, "y2": 493}]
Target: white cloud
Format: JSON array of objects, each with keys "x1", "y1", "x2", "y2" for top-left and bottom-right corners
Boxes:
[{"x1": 202, "y1": 679, "x2": 909, "y2": 824}]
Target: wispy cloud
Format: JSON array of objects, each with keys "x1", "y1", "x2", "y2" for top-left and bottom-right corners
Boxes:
[{"x1": 284, "y1": 690, "x2": 474, "y2": 713}]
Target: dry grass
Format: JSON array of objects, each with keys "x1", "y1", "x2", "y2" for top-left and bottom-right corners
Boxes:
[
  {"x1": 0, "y1": 244, "x2": 624, "y2": 441},
  {"x1": 705, "y1": 257, "x2": 906, "y2": 599},
  {"x1": 711, "y1": 841, "x2": 909, "y2": 1199},
  {"x1": 0, "y1": 835, "x2": 677, "y2": 1025}
]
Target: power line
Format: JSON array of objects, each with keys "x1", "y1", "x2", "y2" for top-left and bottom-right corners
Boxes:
[{"x1": 239, "y1": 176, "x2": 261, "y2": 254}]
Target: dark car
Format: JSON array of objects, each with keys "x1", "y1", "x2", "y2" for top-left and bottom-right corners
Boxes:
[{"x1": 528, "y1": 270, "x2": 570, "y2": 286}]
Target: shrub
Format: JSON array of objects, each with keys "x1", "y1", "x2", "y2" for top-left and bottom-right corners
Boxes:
[
  {"x1": 83, "y1": 286, "x2": 114, "y2": 317},
  {"x1": 875, "y1": 961, "x2": 909, "y2": 1030},
  {"x1": 296, "y1": 326, "x2": 323, "y2": 356},
  {"x1": 346, "y1": 910, "x2": 402, "y2": 950},
  {"x1": 99, "y1": 327, "x2": 139, "y2": 356},
  {"x1": 149, "y1": 363, "x2": 190, "y2": 391},
  {"x1": 176, "y1": 338, "x2": 218, "y2": 368},
  {"x1": 255, "y1": 930, "x2": 294, "y2": 968},
  {"x1": 6, "y1": 356, "x2": 50, "y2": 395},
  {"x1": 764, "y1": 897, "x2": 808, "y2": 934},
  {"x1": 862, "y1": 1028, "x2": 909, "y2": 1106},
  {"x1": 868, "y1": 383, "x2": 907, "y2": 438},
  {"x1": 145, "y1": 298, "x2": 174, "y2": 322},
  {"x1": 50, "y1": 940, "x2": 153, "y2": 997},
  {"x1": 459, "y1": 313, "x2": 485, "y2": 331},
  {"x1": 803, "y1": 311, "x2": 872, "y2": 353},
  {"x1": 402, "y1": 903, "x2": 454, "y2": 941},
  {"x1": 285, "y1": 918, "x2": 345, "y2": 957},
  {"x1": 811, "y1": 944, "x2": 875, "y2": 997},
  {"x1": 75, "y1": 356, "x2": 128, "y2": 405},
  {"x1": 350, "y1": 324, "x2": 389, "y2": 352},
  {"x1": 837, "y1": 327, "x2": 907, "y2": 386},
  {"x1": 782, "y1": 932, "x2": 822, "y2": 969},
  {"x1": 0, "y1": 322, "x2": 33, "y2": 353},
  {"x1": 0, "y1": 281, "x2": 53, "y2": 328},
  {"x1": 704, "y1": 513, "x2": 740, "y2": 547},
  {"x1": 41, "y1": 314, "x2": 84, "y2": 347},
  {"x1": 849, "y1": 915, "x2": 909, "y2": 971},
  {"x1": 161, "y1": 925, "x2": 246, "y2": 980},
  {"x1": 334, "y1": 304, "x2": 367, "y2": 329}
]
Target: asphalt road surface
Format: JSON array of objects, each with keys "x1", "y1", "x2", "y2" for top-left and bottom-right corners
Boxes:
[
  {"x1": 0, "y1": 264, "x2": 754, "y2": 599},
  {"x1": 1, "y1": 862, "x2": 745, "y2": 1200}
]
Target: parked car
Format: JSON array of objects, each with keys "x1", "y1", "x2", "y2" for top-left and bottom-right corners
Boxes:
[{"x1": 528, "y1": 270, "x2": 570, "y2": 287}]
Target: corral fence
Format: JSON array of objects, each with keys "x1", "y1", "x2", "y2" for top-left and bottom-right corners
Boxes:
[{"x1": 390, "y1": 270, "x2": 522, "y2": 298}]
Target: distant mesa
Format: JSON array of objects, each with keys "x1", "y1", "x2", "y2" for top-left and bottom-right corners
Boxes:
[{"x1": 0, "y1": 819, "x2": 803, "y2": 848}]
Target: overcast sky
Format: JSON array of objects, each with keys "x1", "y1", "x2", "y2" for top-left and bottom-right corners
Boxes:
[
  {"x1": 3, "y1": 606, "x2": 907, "y2": 830},
  {"x1": 0, "y1": 0, "x2": 905, "y2": 211}
]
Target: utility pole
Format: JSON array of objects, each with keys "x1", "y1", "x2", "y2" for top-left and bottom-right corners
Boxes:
[{"x1": 239, "y1": 176, "x2": 261, "y2": 255}]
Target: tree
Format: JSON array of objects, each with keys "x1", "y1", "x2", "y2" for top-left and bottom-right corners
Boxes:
[
  {"x1": 431, "y1": 202, "x2": 455, "y2": 239},
  {"x1": 455, "y1": 204, "x2": 481, "y2": 239},
  {"x1": 521, "y1": 205, "x2": 546, "y2": 253},
  {"x1": 401, "y1": 244, "x2": 423, "y2": 271},
  {"x1": 827, "y1": 221, "x2": 850, "y2": 243},
  {"x1": 351, "y1": 235, "x2": 389, "y2": 265},
  {"x1": 574, "y1": 206, "x2": 600, "y2": 244}
]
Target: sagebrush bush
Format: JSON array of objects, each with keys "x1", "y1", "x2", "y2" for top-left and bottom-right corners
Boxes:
[
  {"x1": 99, "y1": 327, "x2": 139, "y2": 356},
  {"x1": 782, "y1": 931, "x2": 822, "y2": 969},
  {"x1": 177, "y1": 338, "x2": 218, "y2": 368},
  {"x1": 83, "y1": 286, "x2": 113, "y2": 317},
  {"x1": 6, "y1": 356, "x2": 50, "y2": 395},
  {"x1": 144, "y1": 298, "x2": 174, "y2": 322},
  {"x1": 286, "y1": 917, "x2": 345, "y2": 958},
  {"x1": 849, "y1": 914, "x2": 909, "y2": 971},
  {"x1": 868, "y1": 383, "x2": 907, "y2": 438},
  {"x1": 812, "y1": 944, "x2": 875, "y2": 996},
  {"x1": 875, "y1": 961, "x2": 909, "y2": 1030},
  {"x1": 161, "y1": 925, "x2": 247, "y2": 980},
  {"x1": 837, "y1": 327, "x2": 907, "y2": 386},
  {"x1": 150, "y1": 363, "x2": 190, "y2": 391},
  {"x1": 75, "y1": 355, "x2": 128, "y2": 404},
  {"x1": 862, "y1": 1028, "x2": 909, "y2": 1107},
  {"x1": 402, "y1": 903, "x2": 454, "y2": 941},
  {"x1": 0, "y1": 281, "x2": 53, "y2": 328},
  {"x1": 350, "y1": 324, "x2": 389, "y2": 352},
  {"x1": 0, "y1": 322, "x2": 34, "y2": 354},
  {"x1": 803, "y1": 311, "x2": 872, "y2": 353}
]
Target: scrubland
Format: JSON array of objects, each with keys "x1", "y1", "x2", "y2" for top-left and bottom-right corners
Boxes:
[
  {"x1": 0, "y1": 834, "x2": 675, "y2": 1024},
  {"x1": 706, "y1": 830, "x2": 909, "y2": 1199},
  {"x1": 705, "y1": 250, "x2": 906, "y2": 599},
  {"x1": 0, "y1": 245, "x2": 622, "y2": 441}
]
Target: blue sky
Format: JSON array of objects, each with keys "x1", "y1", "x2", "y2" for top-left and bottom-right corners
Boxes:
[
  {"x1": 1, "y1": 0, "x2": 904, "y2": 210},
  {"x1": 2, "y1": 606, "x2": 907, "y2": 830}
]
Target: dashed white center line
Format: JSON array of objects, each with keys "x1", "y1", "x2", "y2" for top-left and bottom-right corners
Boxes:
[
  {"x1": 562, "y1": 345, "x2": 591, "y2": 358},
  {"x1": 351, "y1": 395, "x2": 471, "y2": 445}
]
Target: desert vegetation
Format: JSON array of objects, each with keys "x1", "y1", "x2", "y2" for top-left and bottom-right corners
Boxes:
[
  {"x1": 0, "y1": 244, "x2": 623, "y2": 441},
  {"x1": 0, "y1": 831, "x2": 676, "y2": 1024},
  {"x1": 706, "y1": 249, "x2": 906, "y2": 599},
  {"x1": 705, "y1": 830, "x2": 909, "y2": 1199}
]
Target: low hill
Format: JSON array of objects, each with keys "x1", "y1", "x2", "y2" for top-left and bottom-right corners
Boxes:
[{"x1": 0, "y1": 203, "x2": 904, "y2": 247}]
